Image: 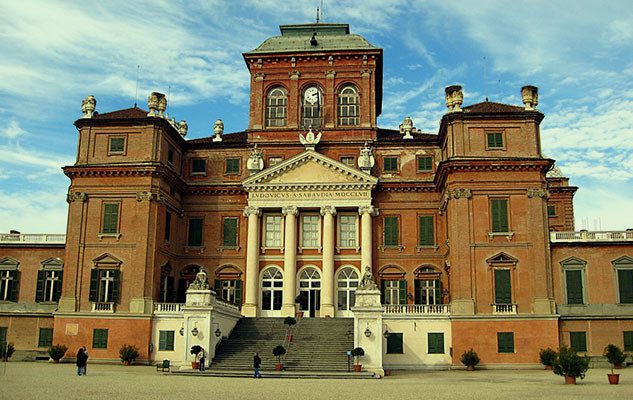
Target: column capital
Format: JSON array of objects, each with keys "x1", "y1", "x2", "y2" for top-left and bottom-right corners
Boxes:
[
  {"x1": 282, "y1": 206, "x2": 299, "y2": 216},
  {"x1": 320, "y1": 205, "x2": 337, "y2": 216},
  {"x1": 359, "y1": 205, "x2": 379, "y2": 217},
  {"x1": 243, "y1": 206, "x2": 261, "y2": 217},
  {"x1": 66, "y1": 191, "x2": 87, "y2": 203}
]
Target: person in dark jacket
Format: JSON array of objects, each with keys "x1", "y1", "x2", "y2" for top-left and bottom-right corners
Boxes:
[
  {"x1": 253, "y1": 352, "x2": 262, "y2": 378},
  {"x1": 76, "y1": 347, "x2": 88, "y2": 376}
]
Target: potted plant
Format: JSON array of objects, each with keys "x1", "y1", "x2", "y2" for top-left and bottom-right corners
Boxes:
[
  {"x1": 48, "y1": 344, "x2": 68, "y2": 363},
  {"x1": 273, "y1": 345, "x2": 286, "y2": 371},
  {"x1": 0, "y1": 342, "x2": 15, "y2": 362},
  {"x1": 119, "y1": 344, "x2": 139, "y2": 366},
  {"x1": 460, "y1": 348, "x2": 480, "y2": 371},
  {"x1": 284, "y1": 316, "x2": 297, "y2": 341},
  {"x1": 351, "y1": 347, "x2": 365, "y2": 372},
  {"x1": 539, "y1": 347, "x2": 557, "y2": 370},
  {"x1": 295, "y1": 293, "x2": 307, "y2": 318},
  {"x1": 553, "y1": 346, "x2": 590, "y2": 384},
  {"x1": 190, "y1": 345, "x2": 203, "y2": 369},
  {"x1": 604, "y1": 344, "x2": 626, "y2": 384}
]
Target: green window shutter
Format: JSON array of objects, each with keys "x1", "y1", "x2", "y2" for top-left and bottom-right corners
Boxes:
[
  {"x1": 418, "y1": 216, "x2": 434, "y2": 246},
  {"x1": 565, "y1": 270, "x2": 584, "y2": 304},
  {"x1": 497, "y1": 332, "x2": 514, "y2": 353},
  {"x1": 418, "y1": 156, "x2": 432, "y2": 171},
  {"x1": 494, "y1": 269, "x2": 512, "y2": 304},
  {"x1": 226, "y1": 158, "x2": 240, "y2": 174},
  {"x1": 623, "y1": 331, "x2": 633, "y2": 352},
  {"x1": 102, "y1": 203, "x2": 119, "y2": 234},
  {"x1": 487, "y1": 132, "x2": 503, "y2": 148},
  {"x1": 166, "y1": 331, "x2": 174, "y2": 351},
  {"x1": 188, "y1": 218, "x2": 203, "y2": 247},
  {"x1": 547, "y1": 205, "x2": 556, "y2": 217},
  {"x1": 235, "y1": 280, "x2": 242, "y2": 305},
  {"x1": 387, "y1": 333, "x2": 403, "y2": 354},
  {"x1": 384, "y1": 217, "x2": 399, "y2": 246},
  {"x1": 166, "y1": 277, "x2": 174, "y2": 302},
  {"x1": 434, "y1": 279, "x2": 442, "y2": 305},
  {"x1": 214, "y1": 279, "x2": 221, "y2": 294},
  {"x1": 399, "y1": 280, "x2": 407, "y2": 305},
  {"x1": 570, "y1": 331, "x2": 587, "y2": 352},
  {"x1": 109, "y1": 137, "x2": 125, "y2": 153},
  {"x1": 223, "y1": 218, "x2": 238, "y2": 247},
  {"x1": 158, "y1": 331, "x2": 167, "y2": 350},
  {"x1": 384, "y1": 157, "x2": 398, "y2": 172},
  {"x1": 428, "y1": 333, "x2": 444, "y2": 354},
  {"x1": 54, "y1": 271, "x2": 63, "y2": 302},
  {"x1": 9, "y1": 270, "x2": 19, "y2": 302},
  {"x1": 491, "y1": 199, "x2": 509, "y2": 232},
  {"x1": 38, "y1": 328, "x2": 53, "y2": 348},
  {"x1": 36, "y1": 270, "x2": 46, "y2": 302},
  {"x1": 380, "y1": 280, "x2": 386, "y2": 304},
  {"x1": 164, "y1": 212, "x2": 171, "y2": 241},
  {"x1": 618, "y1": 269, "x2": 633, "y2": 303},
  {"x1": 93, "y1": 329, "x2": 108, "y2": 349},
  {"x1": 414, "y1": 280, "x2": 422, "y2": 305},
  {"x1": 192, "y1": 159, "x2": 206, "y2": 173},
  {"x1": 110, "y1": 270, "x2": 121, "y2": 303},
  {"x1": 89, "y1": 269, "x2": 99, "y2": 302}
]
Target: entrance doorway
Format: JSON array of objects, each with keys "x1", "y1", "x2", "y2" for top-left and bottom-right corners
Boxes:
[{"x1": 298, "y1": 267, "x2": 321, "y2": 317}]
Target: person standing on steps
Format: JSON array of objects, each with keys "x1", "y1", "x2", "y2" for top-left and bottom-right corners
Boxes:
[{"x1": 253, "y1": 352, "x2": 262, "y2": 378}]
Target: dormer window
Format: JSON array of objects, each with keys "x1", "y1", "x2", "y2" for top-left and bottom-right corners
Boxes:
[{"x1": 302, "y1": 86, "x2": 323, "y2": 128}]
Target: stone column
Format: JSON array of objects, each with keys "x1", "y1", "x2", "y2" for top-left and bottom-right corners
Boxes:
[
  {"x1": 242, "y1": 206, "x2": 261, "y2": 317},
  {"x1": 281, "y1": 206, "x2": 299, "y2": 317},
  {"x1": 359, "y1": 206, "x2": 378, "y2": 271},
  {"x1": 320, "y1": 206, "x2": 336, "y2": 317}
]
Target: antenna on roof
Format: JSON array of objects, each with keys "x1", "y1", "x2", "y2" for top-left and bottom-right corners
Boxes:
[
  {"x1": 316, "y1": 7, "x2": 320, "y2": 23},
  {"x1": 483, "y1": 56, "x2": 488, "y2": 102},
  {"x1": 134, "y1": 65, "x2": 140, "y2": 108}
]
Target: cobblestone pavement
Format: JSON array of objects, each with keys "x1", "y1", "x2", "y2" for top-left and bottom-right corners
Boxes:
[{"x1": 1, "y1": 362, "x2": 631, "y2": 400}]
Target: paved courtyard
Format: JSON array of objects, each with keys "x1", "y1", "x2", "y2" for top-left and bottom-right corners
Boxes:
[{"x1": 1, "y1": 362, "x2": 631, "y2": 400}]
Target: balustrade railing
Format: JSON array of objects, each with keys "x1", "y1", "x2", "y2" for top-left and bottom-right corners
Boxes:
[
  {"x1": 383, "y1": 304, "x2": 451, "y2": 315},
  {"x1": 492, "y1": 303, "x2": 517, "y2": 314},
  {"x1": 550, "y1": 230, "x2": 633, "y2": 243},
  {"x1": 91, "y1": 302, "x2": 114, "y2": 312},
  {"x1": 0, "y1": 233, "x2": 66, "y2": 244},
  {"x1": 154, "y1": 303, "x2": 184, "y2": 313}
]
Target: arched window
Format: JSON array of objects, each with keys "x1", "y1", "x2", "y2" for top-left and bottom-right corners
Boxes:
[
  {"x1": 336, "y1": 267, "x2": 359, "y2": 313},
  {"x1": 337, "y1": 85, "x2": 359, "y2": 126},
  {"x1": 298, "y1": 266, "x2": 321, "y2": 317},
  {"x1": 214, "y1": 265, "x2": 243, "y2": 306},
  {"x1": 414, "y1": 266, "x2": 441, "y2": 305},
  {"x1": 265, "y1": 87, "x2": 287, "y2": 127},
  {"x1": 261, "y1": 267, "x2": 283, "y2": 312},
  {"x1": 301, "y1": 85, "x2": 323, "y2": 128}
]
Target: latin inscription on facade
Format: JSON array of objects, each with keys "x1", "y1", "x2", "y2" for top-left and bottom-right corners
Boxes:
[{"x1": 248, "y1": 190, "x2": 372, "y2": 206}]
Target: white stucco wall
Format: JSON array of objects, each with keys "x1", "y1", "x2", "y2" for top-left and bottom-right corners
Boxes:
[{"x1": 382, "y1": 317, "x2": 452, "y2": 369}]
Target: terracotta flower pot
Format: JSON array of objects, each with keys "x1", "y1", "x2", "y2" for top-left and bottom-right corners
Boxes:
[
  {"x1": 466, "y1": 365, "x2": 475, "y2": 371},
  {"x1": 192, "y1": 362, "x2": 200, "y2": 369},
  {"x1": 286, "y1": 335, "x2": 293, "y2": 342},
  {"x1": 123, "y1": 360, "x2": 131, "y2": 366},
  {"x1": 608, "y1": 373, "x2": 620, "y2": 384},
  {"x1": 353, "y1": 364, "x2": 362, "y2": 372},
  {"x1": 564, "y1": 375, "x2": 576, "y2": 385},
  {"x1": 544, "y1": 365, "x2": 553, "y2": 370},
  {"x1": 275, "y1": 363, "x2": 283, "y2": 371}
]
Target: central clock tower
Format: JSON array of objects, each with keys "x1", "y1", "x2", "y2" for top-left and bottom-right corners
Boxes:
[{"x1": 243, "y1": 23, "x2": 383, "y2": 143}]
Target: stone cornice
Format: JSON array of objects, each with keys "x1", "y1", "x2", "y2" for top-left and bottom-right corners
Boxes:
[
  {"x1": 377, "y1": 182, "x2": 437, "y2": 193},
  {"x1": 186, "y1": 185, "x2": 246, "y2": 196},
  {"x1": 435, "y1": 158, "x2": 553, "y2": 189},
  {"x1": 63, "y1": 163, "x2": 187, "y2": 192}
]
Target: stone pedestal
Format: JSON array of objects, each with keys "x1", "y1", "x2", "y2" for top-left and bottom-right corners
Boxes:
[{"x1": 352, "y1": 287, "x2": 384, "y2": 376}]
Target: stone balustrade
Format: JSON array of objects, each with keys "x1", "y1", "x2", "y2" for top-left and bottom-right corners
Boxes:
[
  {"x1": 0, "y1": 233, "x2": 66, "y2": 244},
  {"x1": 91, "y1": 302, "x2": 114, "y2": 312},
  {"x1": 383, "y1": 304, "x2": 451, "y2": 315},
  {"x1": 154, "y1": 302, "x2": 184, "y2": 313},
  {"x1": 492, "y1": 303, "x2": 517, "y2": 314},
  {"x1": 550, "y1": 230, "x2": 633, "y2": 243}
]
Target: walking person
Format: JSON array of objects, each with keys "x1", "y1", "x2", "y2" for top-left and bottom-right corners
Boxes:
[
  {"x1": 198, "y1": 348, "x2": 206, "y2": 372},
  {"x1": 76, "y1": 347, "x2": 88, "y2": 376},
  {"x1": 82, "y1": 346, "x2": 88, "y2": 375},
  {"x1": 253, "y1": 352, "x2": 262, "y2": 378}
]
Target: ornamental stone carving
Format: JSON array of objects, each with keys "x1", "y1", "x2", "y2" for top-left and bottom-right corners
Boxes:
[
  {"x1": 399, "y1": 116, "x2": 420, "y2": 139},
  {"x1": 282, "y1": 206, "x2": 299, "y2": 216},
  {"x1": 444, "y1": 85, "x2": 463, "y2": 112},
  {"x1": 359, "y1": 265, "x2": 378, "y2": 290},
  {"x1": 213, "y1": 119, "x2": 224, "y2": 142},
  {"x1": 299, "y1": 126, "x2": 322, "y2": 150},
  {"x1": 521, "y1": 85, "x2": 539, "y2": 111},
  {"x1": 325, "y1": 70, "x2": 336, "y2": 78},
  {"x1": 188, "y1": 269, "x2": 210, "y2": 290},
  {"x1": 178, "y1": 120, "x2": 188, "y2": 137},
  {"x1": 360, "y1": 68, "x2": 372, "y2": 77},
  {"x1": 81, "y1": 95, "x2": 96, "y2": 118},
  {"x1": 243, "y1": 206, "x2": 261, "y2": 217},
  {"x1": 289, "y1": 70, "x2": 300, "y2": 80},
  {"x1": 66, "y1": 192, "x2": 87, "y2": 203},
  {"x1": 448, "y1": 188, "x2": 472, "y2": 199},
  {"x1": 247, "y1": 145, "x2": 264, "y2": 175},
  {"x1": 358, "y1": 142, "x2": 375, "y2": 173},
  {"x1": 136, "y1": 191, "x2": 154, "y2": 202},
  {"x1": 148, "y1": 92, "x2": 167, "y2": 117},
  {"x1": 320, "y1": 205, "x2": 337, "y2": 216},
  {"x1": 527, "y1": 188, "x2": 550, "y2": 199},
  {"x1": 358, "y1": 205, "x2": 379, "y2": 216},
  {"x1": 254, "y1": 72, "x2": 265, "y2": 81}
]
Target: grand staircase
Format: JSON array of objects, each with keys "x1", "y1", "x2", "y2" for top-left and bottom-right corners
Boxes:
[{"x1": 210, "y1": 317, "x2": 355, "y2": 371}]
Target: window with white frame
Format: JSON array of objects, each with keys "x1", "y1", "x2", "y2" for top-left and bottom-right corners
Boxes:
[
  {"x1": 337, "y1": 267, "x2": 359, "y2": 311},
  {"x1": 561, "y1": 257, "x2": 586, "y2": 305},
  {"x1": 264, "y1": 215, "x2": 283, "y2": 247},
  {"x1": 383, "y1": 280, "x2": 400, "y2": 305},
  {"x1": 0, "y1": 257, "x2": 19, "y2": 302},
  {"x1": 338, "y1": 214, "x2": 357, "y2": 248},
  {"x1": 89, "y1": 269, "x2": 120, "y2": 303},
  {"x1": 36, "y1": 258, "x2": 63, "y2": 303},
  {"x1": 261, "y1": 267, "x2": 283, "y2": 310},
  {"x1": 301, "y1": 214, "x2": 320, "y2": 248},
  {"x1": 614, "y1": 256, "x2": 633, "y2": 304}
]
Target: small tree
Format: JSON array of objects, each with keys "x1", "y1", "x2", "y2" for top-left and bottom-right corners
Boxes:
[
  {"x1": 190, "y1": 345, "x2": 203, "y2": 361},
  {"x1": 553, "y1": 346, "x2": 590, "y2": 380},
  {"x1": 0, "y1": 342, "x2": 15, "y2": 361},
  {"x1": 603, "y1": 344, "x2": 626, "y2": 373},
  {"x1": 351, "y1": 347, "x2": 365, "y2": 366},
  {"x1": 284, "y1": 316, "x2": 297, "y2": 328},
  {"x1": 119, "y1": 344, "x2": 140, "y2": 364},
  {"x1": 539, "y1": 347, "x2": 558, "y2": 368},
  {"x1": 48, "y1": 344, "x2": 68, "y2": 362},
  {"x1": 273, "y1": 345, "x2": 286, "y2": 363},
  {"x1": 460, "y1": 348, "x2": 480, "y2": 370}
]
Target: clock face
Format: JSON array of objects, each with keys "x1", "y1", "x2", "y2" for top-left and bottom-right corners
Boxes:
[{"x1": 304, "y1": 87, "x2": 320, "y2": 105}]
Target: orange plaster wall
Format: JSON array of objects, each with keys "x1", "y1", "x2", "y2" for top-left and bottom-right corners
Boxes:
[
  {"x1": 559, "y1": 319, "x2": 633, "y2": 356},
  {"x1": 451, "y1": 319, "x2": 559, "y2": 365}
]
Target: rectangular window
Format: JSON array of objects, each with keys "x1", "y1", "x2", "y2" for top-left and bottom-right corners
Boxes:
[
  {"x1": 38, "y1": 327, "x2": 53, "y2": 348},
  {"x1": 386, "y1": 332, "x2": 403, "y2": 354},
  {"x1": 0, "y1": 327, "x2": 7, "y2": 348},
  {"x1": 164, "y1": 211, "x2": 171, "y2": 242},
  {"x1": 108, "y1": 137, "x2": 125, "y2": 154},
  {"x1": 215, "y1": 279, "x2": 242, "y2": 305},
  {"x1": 487, "y1": 132, "x2": 504, "y2": 149},
  {"x1": 415, "y1": 279, "x2": 441, "y2": 305},
  {"x1": 428, "y1": 333, "x2": 445, "y2": 354},
  {"x1": 93, "y1": 328, "x2": 108, "y2": 349},
  {"x1": 570, "y1": 331, "x2": 587, "y2": 352},
  {"x1": 340, "y1": 156, "x2": 355, "y2": 167},
  {"x1": 101, "y1": 203, "x2": 120, "y2": 234},
  {"x1": 191, "y1": 159, "x2": 206, "y2": 174},
  {"x1": 497, "y1": 332, "x2": 515, "y2": 353},
  {"x1": 0, "y1": 270, "x2": 18, "y2": 301},
  {"x1": 268, "y1": 157, "x2": 283, "y2": 167},
  {"x1": 222, "y1": 217, "x2": 238, "y2": 247},
  {"x1": 624, "y1": 331, "x2": 633, "y2": 352},
  {"x1": 494, "y1": 269, "x2": 512, "y2": 304},
  {"x1": 490, "y1": 198, "x2": 509, "y2": 233},
  {"x1": 225, "y1": 158, "x2": 241, "y2": 175},
  {"x1": 339, "y1": 214, "x2": 357, "y2": 247},
  {"x1": 382, "y1": 280, "x2": 406, "y2": 305},
  {"x1": 617, "y1": 269, "x2": 633, "y2": 303},
  {"x1": 89, "y1": 269, "x2": 120, "y2": 303},
  {"x1": 158, "y1": 330, "x2": 175, "y2": 351},
  {"x1": 547, "y1": 205, "x2": 556, "y2": 217},
  {"x1": 37, "y1": 270, "x2": 62, "y2": 302},
  {"x1": 565, "y1": 270, "x2": 584, "y2": 304},
  {"x1": 383, "y1": 216, "x2": 399, "y2": 247},
  {"x1": 264, "y1": 215, "x2": 282, "y2": 247},
  {"x1": 384, "y1": 157, "x2": 398, "y2": 173},
  {"x1": 167, "y1": 148, "x2": 174, "y2": 165},
  {"x1": 187, "y1": 218, "x2": 203, "y2": 247},
  {"x1": 418, "y1": 215, "x2": 435, "y2": 246},
  {"x1": 417, "y1": 156, "x2": 433, "y2": 172},
  {"x1": 301, "y1": 215, "x2": 319, "y2": 248}
]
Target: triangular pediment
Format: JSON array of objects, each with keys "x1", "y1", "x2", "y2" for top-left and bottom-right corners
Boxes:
[
  {"x1": 41, "y1": 257, "x2": 64, "y2": 268},
  {"x1": 486, "y1": 252, "x2": 518, "y2": 265},
  {"x1": 243, "y1": 150, "x2": 377, "y2": 191},
  {"x1": 613, "y1": 256, "x2": 633, "y2": 266},
  {"x1": 0, "y1": 256, "x2": 19, "y2": 269},
  {"x1": 92, "y1": 253, "x2": 122, "y2": 267}
]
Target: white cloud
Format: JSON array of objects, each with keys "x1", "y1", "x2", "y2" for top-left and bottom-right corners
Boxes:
[
  {"x1": 0, "y1": 120, "x2": 27, "y2": 139},
  {"x1": 0, "y1": 187, "x2": 68, "y2": 233}
]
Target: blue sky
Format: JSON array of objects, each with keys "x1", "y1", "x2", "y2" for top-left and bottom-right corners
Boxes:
[{"x1": 1, "y1": 0, "x2": 632, "y2": 233}]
